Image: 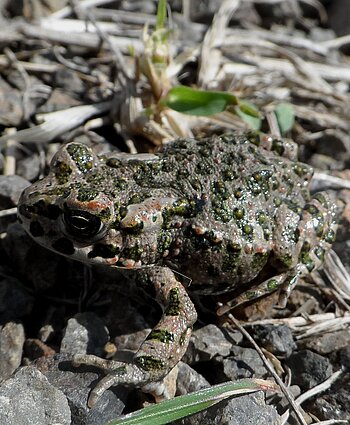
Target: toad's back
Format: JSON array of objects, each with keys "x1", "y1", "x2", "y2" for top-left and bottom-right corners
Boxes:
[{"x1": 18, "y1": 133, "x2": 337, "y2": 296}]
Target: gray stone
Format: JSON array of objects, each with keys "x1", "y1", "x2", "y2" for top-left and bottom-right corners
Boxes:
[
  {"x1": 17, "y1": 153, "x2": 41, "y2": 182},
  {"x1": 177, "y1": 361, "x2": 210, "y2": 396},
  {"x1": 0, "y1": 322, "x2": 25, "y2": 383},
  {"x1": 3, "y1": 224, "x2": 64, "y2": 291},
  {"x1": 0, "y1": 175, "x2": 29, "y2": 208},
  {"x1": 299, "y1": 330, "x2": 350, "y2": 355},
  {"x1": 339, "y1": 345, "x2": 350, "y2": 369},
  {"x1": 61, "y1": 312, "x2": 109, "y2": 357},
  {"x1": 0, "y1": 366, "x2": 71, "y2": 425},
  {"x1": 309, "y1": 379, "x2": 350, "y2": 421},
  {"x1": 37, "y1": 354, "x2": 126, "y2": 425},
  {"x1": 183, "y1": 324, "x2": 232, "y2": 364},
  {"x1": 0, "y1": 271, "x2": 34, "y2": 323},
  {"x1": 221, "y1": 347, "x2": 268, "y2": 381},
  {"x1": 252, "y1": 324, "x2": 296, "y2": 357},
  {"x1": 286, "y1": 350, "x2": 333, "y2": 390},
  {"x1": 176, "y1": 390, "x2": 280, "y2": 425}
]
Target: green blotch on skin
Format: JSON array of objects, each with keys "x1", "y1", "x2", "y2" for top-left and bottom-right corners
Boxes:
[
  {"x1": 128, "y1": 193, "x2": 143, "y2": 204},
  {"x1": 267, "y1": 279, "x2": 279, "y2": 291},
  {"x1": 274, "y1": 197, "x2": 282, "y2": 207},
  {"x1": 314, "y1": 246, "x2": 325, "y2": 262},
  {"x1": 98, "y1": 208, "x2": 112, "y2": 222},
  {"x1": 279, "y1": 253, "x2": 293, "y2": 268},
  {"x1": 66, "y1": 143, "x2": 94, "y2": 173},
  {"x1": 212, "y1": 180, "x2": 229, "y2": 200},
  {"x1": 293, "y1": 163, "x2": 311, "y2": 178},
  {"x1": 245, "y1": 290, "x2": 257, "y2": 300},
  {"x1": 302, "y1": 207, "x2": 322, "y2": 234},
  {"x1": 157, "y1": 230, "x2": 173, "y2": 254},
  {"x1": 257, "y1": 212, "x2": 267, "y2": 224},
  {"x1": 105, "y1": 158, "x2": 122, "y2": 168},
  {"x1": 324, "y1": 229, "x2": 336, "y2": 244},
  {"x1": 135, "y1": 356, "x2": 165, "y2": 372},
  {"x1": 233, "y1": 207, "x2": 244, "y2": 220},
  {"x1": 234, "y1": 188, "x2": 244, "y2": 199},
  {"x1": 243, "y1": 224, "x2": 253, "y2": 235},
  {"x1": 172, "y1": 198, "x2": 196, "y2": 217},
  {"x1": 146, "y1": 329, "x2": 175, "y2": 343},
  {"x1": 77, "y1": 188, "x2": 99, "y2": 202},
  {"x1": 264, "y1": 228, "x2": 272, "y2": 240},
  {"x1": 314, "y1": 214, "x2": 325, "y2": 237},
  {"x1": 222, "y1": 242, "x2": 241, "y2": 272},
  {"x1": 271, "y1": 139, "x2": 285, "y2": 156},
  {"x1": 252, "y1": 251, "x2": 269, "y2": 269},
  {"x1": 122, "y1": 244, "x2": 143, "y2": 261},
  {"x1": 246, "y1": 132, "x2": 261, "y2": 146},
  {"x1": 314, "y1": 193, "x2": 327, "y2": 206},
  {"x1": 179, "y1": 330, "x2": 188, "y2": 346},
  {"x1": 54, "y1": 161, "x2": 72, "y2": 184},
  {"x1": 304, "y1": 203, "x2": 319, "y2": 215},
  {"x1": 43, "y1": 188, "x2": 71, "y2": 198},
  {"x1": 299, "y1": 241, "x2": 316, "y2": 272},
  {"x1": 283, "y1": 200, "x2": 302, "y2": 215},
  {"x1": 132, "y1": 161, "x2": 162, "y2": 186},
  {"x1": 165, "y1": 288, "x2": 181, "y2": 316}
]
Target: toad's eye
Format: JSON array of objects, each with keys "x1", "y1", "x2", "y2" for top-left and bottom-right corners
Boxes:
[{"x1": 63, "y1": 210, "x2": 103, "y2": 238}]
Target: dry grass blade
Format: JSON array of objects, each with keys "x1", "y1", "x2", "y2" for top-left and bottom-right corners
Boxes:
[
  {"x1": 198, "y1": 0, "x2": 241, "y2": 88},
  {"x1": 0, "y1": 102, "x2": 112, "y2": 145},
  {"x1": 250, "y1": 312, "x2": 349, "y2": 327},
  {"x1": 219, "y1": 37, "x2": 332, "y2": 94},
  {"x1": 323, "y1": 251, "x2": 350, "y2": 300},
  {"x1": 294, "y1": 316, "x2": 350, "y2": 340},
  {"x1": 48, "y1": 0, "x2": 117, "y2": 19}
]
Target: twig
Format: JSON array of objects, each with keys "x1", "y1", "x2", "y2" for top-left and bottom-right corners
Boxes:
[
  {"x1": 324, "y1": 250, "x2": 350, "y2": 300},
  {"x1": 19, "y1": 23, "x2": 143, "y2": 53},
  {"x1": 69, "y1": 0, "x2": 132, "y2": 81},
  {"x1": 225, "y1": 312, "x2": 308, "y2": 425},
  {"x1": 322, "y1": 34, "x2": 350, "y2": 50},
  {"x1": 48, "y1": 0, "x2": 117, "y2": 19},
  {"x1": 280, "y1": 370, "x2": 343, "y2": 424},
  {"x1": 198, "y1": 0, "x2": 241, "y2": 87},
  {"x1": 0, "y1": 101, "x2": 112, "y2": 146},
  {"x1": 0, "y1": 208, "x2": 18, "y2": 218}
]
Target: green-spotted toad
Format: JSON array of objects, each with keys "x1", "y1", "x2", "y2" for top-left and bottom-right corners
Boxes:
[{"x1": 18, "y1": 133, "x2": 337, "y2": 406}]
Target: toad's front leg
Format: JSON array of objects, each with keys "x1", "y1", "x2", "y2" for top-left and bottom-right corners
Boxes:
[{"x1": 73, "y1": 266, "x2": 197, "y2": 407}]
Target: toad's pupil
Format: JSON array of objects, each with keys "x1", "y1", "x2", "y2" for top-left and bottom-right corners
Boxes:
[
  {"x1": 64, "y1": 210, "x2": 101, "y2": 237},
  {"x1": 70, "y1": 215, "x2": 90, "y2": 229}
]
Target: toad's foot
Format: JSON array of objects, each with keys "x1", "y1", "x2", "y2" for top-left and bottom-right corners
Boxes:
[
  {"x1": 73, "y1": 266, "x2": 197, "y2": 407},
  {"x1": 216, "y1": 270, "x2": 300, "y2": 315}
]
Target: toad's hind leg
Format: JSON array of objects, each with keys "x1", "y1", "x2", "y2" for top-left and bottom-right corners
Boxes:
[
  {"x1": 277, "y1": 192, "x2": 338, "y2": 305},
  {"x1": 218, "y1": 192, "x2": 338, "y2": 315},
  {"x1": 73, "y1": 266, "x2": 197, "y2": 407}
]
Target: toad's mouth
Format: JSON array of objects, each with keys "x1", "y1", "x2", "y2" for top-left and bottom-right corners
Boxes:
[{"x1": 46, "y1": 235, "x2": 149, "y2": 270}]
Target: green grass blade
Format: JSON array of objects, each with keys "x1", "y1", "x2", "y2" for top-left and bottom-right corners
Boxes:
[
  {"x1": 234, "y1": 105, "x2": 262, "y2": 130},
  {"x1": 164, "y1": 86, "x2": 238, "y2": 116},
  {"x1": 275, "y1": 103, "x2": 295, "y2": 134},
  {"x1": 104, "y1": 379, "x2": 278, "y2": 425},
  {"x1": 156, "y1": 0, "x2": 167, "y2": 31}
]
